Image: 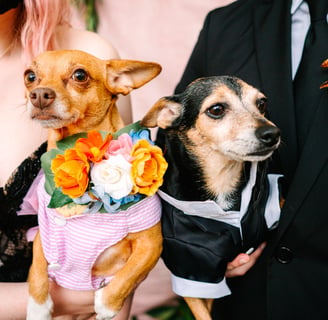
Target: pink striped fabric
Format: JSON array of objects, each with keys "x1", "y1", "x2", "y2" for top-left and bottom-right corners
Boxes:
[{"x1": 37, "y1": 175, "x2": 162, "y2": 290}]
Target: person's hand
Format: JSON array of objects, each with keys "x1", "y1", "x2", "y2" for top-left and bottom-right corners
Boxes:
[
  {"x1": 49, "y1": 281, "x2": 95, "y2": 316},
  {"x1": 225, "y1": 242, "x2": 266, "y2": 278},
  {"x1": 50, "y1": 282, "x2": 133, "y2": 320}
]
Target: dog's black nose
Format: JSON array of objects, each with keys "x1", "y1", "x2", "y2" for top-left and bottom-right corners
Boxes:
[
  {"x1": 255, "y1": 125, "x2": 280, "y2": 147},
  {"x1": 29, "y1": 88, "x2": 56, "y2": 109}
]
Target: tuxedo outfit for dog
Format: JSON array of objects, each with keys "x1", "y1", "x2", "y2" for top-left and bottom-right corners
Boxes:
[{"x1": 159, "y1": 162, "x2": 282, "y2": 298}]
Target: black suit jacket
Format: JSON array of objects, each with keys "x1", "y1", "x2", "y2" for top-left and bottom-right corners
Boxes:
[{"x1": 173, "y1": 0, "x2": 328, "y2": 319}]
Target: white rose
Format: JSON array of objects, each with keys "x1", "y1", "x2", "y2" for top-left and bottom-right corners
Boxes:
[{"x1": 90, "y1": 154, "x2": 133, "y2": 199}]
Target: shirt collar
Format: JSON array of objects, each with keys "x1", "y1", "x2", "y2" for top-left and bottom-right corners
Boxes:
[{"x1": 291, "y1": 0, "x2": 304, "y2": 15}]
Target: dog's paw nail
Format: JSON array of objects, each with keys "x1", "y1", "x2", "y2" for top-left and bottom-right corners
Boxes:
[{"x1": 26, "y1": 295, "x2": 53, "y2": 320}]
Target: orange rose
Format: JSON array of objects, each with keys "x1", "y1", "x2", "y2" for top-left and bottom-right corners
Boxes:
[
  {"x1": 131, "y1": 139, "x2": 168, "y2": 196},
  {"x1": 75, "y1": 130, "x2": 112, "y2": 163},
  {"x1": 51, "y1": 148, "x2": 90, "y2": 198}
]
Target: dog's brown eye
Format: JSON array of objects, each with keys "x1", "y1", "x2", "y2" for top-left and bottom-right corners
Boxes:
[
  {"x1": 206, "y1": 104, "x2": 226, "y2": 119},
  {"x1": 24, "y1": 70, "x2": 36, "y2": 83},
  {"x1": 72, "y1": 69, "x2": 88, "y2": 82},
  {"x1": 257, "y1": 98, "x2": 267, "y2": 114}
]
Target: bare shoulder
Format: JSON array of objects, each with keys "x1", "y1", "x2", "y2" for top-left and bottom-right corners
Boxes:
[{"x1": 55, "y1": 25, "x2": 120, "y2": 60}]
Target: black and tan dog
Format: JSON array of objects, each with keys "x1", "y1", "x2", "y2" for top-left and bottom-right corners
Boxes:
[{"x1": 141, "y1": 76, "x2": 282, "y2": 320}]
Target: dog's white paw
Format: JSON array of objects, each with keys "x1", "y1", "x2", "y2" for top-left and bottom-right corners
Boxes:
[
  {"x1": 94, "y1": 288, "x2": 118, "y2": 320},
  {"x1": 26, "y1": 295, "x2": 53, "y2": 320}
]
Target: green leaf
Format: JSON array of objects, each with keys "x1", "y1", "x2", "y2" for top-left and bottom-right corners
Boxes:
[
  {"x1": 56, "y1": 132, "x2": 88, "y2": 150},
  {"x1": 48, "y1": 188, "x2": 73, "y2": 208},
  {"x1": 146, "y1": 305, "x2": 177, "y2": 319},
  {"x1": 72, "y1": 0, "x2": 99, "y2": 32},
  {"x1": 179, "y1": 302, "x2": 196, "y2": 320},
  {"x1": 41, "y1": 149, "x2": 63, "y2": 195},
  {"x1": 145, "y1": 298, "x2": 195, "y2": 320},
  {"x1": 113, "y1": 121, "x2": 147, "y2": 138}
]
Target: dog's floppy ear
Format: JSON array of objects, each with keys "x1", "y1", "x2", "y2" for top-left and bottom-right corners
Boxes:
[
  {"x1": 141, "y1": 96, "x2": 183, "y2": 129},
  {"x1": 106, "y1": 60, "x2": 161, "y2": 95}
]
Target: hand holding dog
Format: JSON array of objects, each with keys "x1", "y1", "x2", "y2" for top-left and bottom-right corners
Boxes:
[
  {"x1": 225, "y1": 242, "x2": 267, "y2": 278},
  {"x1": 0, "y1": 281, "x2": 132, "y2": 320}
]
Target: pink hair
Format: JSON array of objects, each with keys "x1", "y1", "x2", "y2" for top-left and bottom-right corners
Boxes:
[{"x1": 16, "y1": 0, "x2": 71, "y2": 63}]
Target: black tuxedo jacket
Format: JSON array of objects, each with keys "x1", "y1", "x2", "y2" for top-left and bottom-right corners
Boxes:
[{"x1": 172, "y1": 0, "x2": 328, "y2": 319}]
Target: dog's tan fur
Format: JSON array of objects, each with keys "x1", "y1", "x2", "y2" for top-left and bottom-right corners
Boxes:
[
  {"x1": 25, "y1": 49, "x2": 162, "y2": 319},
  {"x1": 141, "y1": 76, "x2": 281, "y2": 319},
  {"x1": 25, "y1": 50, "x2": 161, "y2": 149}
]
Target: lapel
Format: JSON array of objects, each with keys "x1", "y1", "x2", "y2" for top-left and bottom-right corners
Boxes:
[
  {"x1": 274, "y1": 92, "x2": 328, "y2": 241},
  {"x1": 253, "y1": 0, "x2": 299, "y2": 184}
]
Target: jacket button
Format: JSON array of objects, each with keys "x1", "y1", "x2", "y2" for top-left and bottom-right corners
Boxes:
[{"x1": 276, "y1": 246, "x2": 294, "y2": 264}]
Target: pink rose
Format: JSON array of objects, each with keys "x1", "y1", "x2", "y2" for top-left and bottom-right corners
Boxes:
[{"x1": 107, "y1": 133, "x2": 133, "y2": 161}]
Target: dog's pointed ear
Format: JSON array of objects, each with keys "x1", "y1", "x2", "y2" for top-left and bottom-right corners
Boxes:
[
  {"x1": 140, "y1": 96, "x2": 183, "y2": 129},
  {"x1": 106, "y1": 60, "x2": 161, "y2": 95}
]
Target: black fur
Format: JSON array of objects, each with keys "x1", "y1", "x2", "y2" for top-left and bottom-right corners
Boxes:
[{"x1": 156, "y1": 76, "x2": 247, "y2": 204}]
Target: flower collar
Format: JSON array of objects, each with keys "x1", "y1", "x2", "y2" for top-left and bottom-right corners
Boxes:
[{"x1": 41, "y1": 121, "x2": 168, "y2": 214}]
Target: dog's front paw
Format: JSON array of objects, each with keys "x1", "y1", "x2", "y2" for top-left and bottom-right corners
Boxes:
[
  {"x1": 94, "y1": 288, "x2": 118, "y2": 320},
  {"x1": 26, "y1": 295, "x2": 53, "y2": 320}
]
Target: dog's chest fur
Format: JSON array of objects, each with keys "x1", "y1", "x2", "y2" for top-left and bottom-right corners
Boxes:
[{"x1": 160, "y1": 131, "x2": 247, "y2": 211}]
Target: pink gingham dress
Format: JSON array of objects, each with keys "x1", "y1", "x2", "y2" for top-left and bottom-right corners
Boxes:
[{"x1": 36, "y1": 175, "x2": 162, "y2": 290}]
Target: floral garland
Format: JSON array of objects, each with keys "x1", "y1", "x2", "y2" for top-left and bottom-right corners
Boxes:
[{"x1": 41, "y1": 122, "x2": 168, "y2": 213}]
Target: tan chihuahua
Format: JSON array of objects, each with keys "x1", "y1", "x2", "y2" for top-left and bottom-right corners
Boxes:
[{"x1": 24, "y1": 50, "x2": 162, "y2": 320}]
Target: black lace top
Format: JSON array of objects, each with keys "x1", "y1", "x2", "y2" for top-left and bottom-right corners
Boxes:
[{"x1": 0, "y1": 142, "x2": 47, "y2": 281}]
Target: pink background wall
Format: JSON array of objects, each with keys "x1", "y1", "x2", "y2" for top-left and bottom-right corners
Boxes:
[{"x1": 73, "y1": 1, "x2": 234, "y2": 122}]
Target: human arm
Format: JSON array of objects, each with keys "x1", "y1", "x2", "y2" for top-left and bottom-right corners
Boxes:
[{"x1": 0, "y1": 282, "x2": 132, "y2": 320}]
